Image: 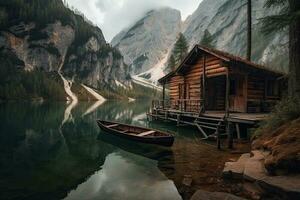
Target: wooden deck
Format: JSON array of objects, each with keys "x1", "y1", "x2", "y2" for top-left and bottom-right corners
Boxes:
[
  {"x1": 148, "y1": 107, "x2": 270, "y2": 149},
  {"x1": 204, "y1": 111, "x2": 268, "y2": 124},
  {"x1": 151, "y1": 108, "x2": 268, "y2": 125}
]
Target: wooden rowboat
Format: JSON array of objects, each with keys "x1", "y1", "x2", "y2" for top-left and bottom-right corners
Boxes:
[{"x1": 97, "y1": 120, "x2": 174, "y2": 147}]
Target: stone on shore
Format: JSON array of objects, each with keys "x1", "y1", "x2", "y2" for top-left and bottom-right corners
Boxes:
[
  {"x1": 223, "y1": 153, "x2": 250, "y2": 179},
  {"x1": 223, "y1": 150, "x2": 300, "y2": 199},
  {"x1": 190, "y1": 189, "x2": 246, "y2": 200},
  {"x1": 243, "y1": 151, "x2": 268, "y2": 182}
]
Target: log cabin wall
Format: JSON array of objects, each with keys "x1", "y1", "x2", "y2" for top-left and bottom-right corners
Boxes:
[
  {"x1": 168, "y1": 75, "x2": 184, "y2": 109},
  {"x1": 164, "y1": 48, "x2": 283, "y2": 114},
  {"x1": 165, "y1": 53, "x2": 228, "y2": 112},
  {"x1": 184, "y1": 54, "x2": 227, "y2": 98}
]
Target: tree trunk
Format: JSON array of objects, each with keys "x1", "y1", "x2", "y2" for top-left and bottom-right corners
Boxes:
[
  {"x1": 288, "y1": 0, "x2": 300, "y2": 97},
  {"x1": 247, "y1": 0, "x2": 252, "y2": 61}
]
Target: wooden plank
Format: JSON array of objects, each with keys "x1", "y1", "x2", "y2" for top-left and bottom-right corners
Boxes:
[
  {"x1": 107, "y1": 124, "x2": 119, "y2": 128},
  {"x1": 195, "y1": 123, "x2": 208, "y2": 138},
  {"x1": 137, "y1": 130, "x2": 155, "y2": 136}
]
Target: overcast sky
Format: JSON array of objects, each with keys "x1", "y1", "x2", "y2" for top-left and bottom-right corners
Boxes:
[{"x1": 65, "y1": 0, "x2": 202, "y2": 41}]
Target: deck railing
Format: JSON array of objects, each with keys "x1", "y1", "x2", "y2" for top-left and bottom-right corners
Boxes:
[{"x1": 152, "y1": 99, "x2": 204, "y2": 113}]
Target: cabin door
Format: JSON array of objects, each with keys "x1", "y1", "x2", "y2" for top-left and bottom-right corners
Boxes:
[
  {"x1": 205, "y1": 76, "x2": 226, "y2": 111},
  {"x1": 229, "y1": 75, "x2": 247, "y2": 112}
]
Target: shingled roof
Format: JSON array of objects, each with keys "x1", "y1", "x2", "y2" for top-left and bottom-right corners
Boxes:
[{"x1": 158, "y1": 44, "x2": 285, "y2": 83}]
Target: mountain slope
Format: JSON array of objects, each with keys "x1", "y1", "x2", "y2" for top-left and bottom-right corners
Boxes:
[
  {"x1": 0, "y1": 0, "x2": 131, "y2": 101},
  {"x1": 183, "y1": 0, "x2": 288, "y2": 72},
  {"x1": 112, "y1": 8, "x2": 182, "y2": 83}
]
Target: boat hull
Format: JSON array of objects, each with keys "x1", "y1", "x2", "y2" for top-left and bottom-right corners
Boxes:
[{"x1": 97, "y1": 121, "x2": 174, "y2": 147}]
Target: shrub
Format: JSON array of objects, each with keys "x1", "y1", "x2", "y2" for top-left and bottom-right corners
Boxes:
[{"x1": 254, "y1": 97, "x2": 300, "y2": 137}]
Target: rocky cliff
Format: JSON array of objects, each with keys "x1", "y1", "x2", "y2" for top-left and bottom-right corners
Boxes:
[{"x1": 0, "y1": 0, "x2": 131, "y2": 101}]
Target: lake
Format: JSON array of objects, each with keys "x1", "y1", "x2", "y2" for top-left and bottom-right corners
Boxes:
[{"x1": 0, "y1": 100, "x2": 232, "y2": 200}]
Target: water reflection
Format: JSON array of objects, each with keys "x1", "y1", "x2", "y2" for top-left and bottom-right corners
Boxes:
[
  {"x1": 0, "y1": 100, "x2": 182, "y2": 200},
  {"x1": 64, "y1": 151, "x2": 181, "y2": 200}
]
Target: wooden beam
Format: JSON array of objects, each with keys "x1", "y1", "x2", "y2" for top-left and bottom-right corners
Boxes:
[
  {"x1": 227, "y1": 122, "x2": 233, "y2": 149},
  {"x1": 202, "y1": 54, "x2": 206, "y2": 113},
  {"x1": 225, "y1": 68, "x2": 230, "y2": 118},
  {"x1": 225, "y1": 68, "x2": 233, "y2": 149}
]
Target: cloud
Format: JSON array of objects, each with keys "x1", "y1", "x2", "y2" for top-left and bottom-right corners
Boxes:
[{"x1": 66, "y1": 0, "x2": 201, "y2": 41}]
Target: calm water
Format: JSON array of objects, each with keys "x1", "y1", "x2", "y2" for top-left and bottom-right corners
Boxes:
[{"x1": 0, "y1": 100, "x2": 203, "y2": 200}]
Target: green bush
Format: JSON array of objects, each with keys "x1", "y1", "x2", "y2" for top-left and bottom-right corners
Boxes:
[{"x1": 254, "y1": 97, "x2": 300, "y2": 137}]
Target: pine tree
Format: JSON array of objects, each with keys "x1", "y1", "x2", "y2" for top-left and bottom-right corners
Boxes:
[
  {"x1": 167, "y1": 55, "x2": 176, "y2": 71},
  {"x1": 172, "y1": 33, "x2": 189, "y2": 66},
  {"x1": 262, "y1": 0, "x2": 300, "y2": 97},
  {"x1": 200, "y1": 29, "x2": 214, "y2": 48}
]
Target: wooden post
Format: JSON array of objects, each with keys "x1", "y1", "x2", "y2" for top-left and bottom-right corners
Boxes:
[
  {"x1": 225, "y1": 68, "x2": 233, "y2": 149},
  {"x1": 225, "y1": 69, "x2": 230, "y2": 119},
  {"x1": 202, "y1": 54, "x2": 206, "y2": 113},
  {"x1": 227, "y1": 122, "x2": 233, "y2": 149},
  {"x1": 217, "y1": 128, "x2": 221, "y2": 150},
  {"x1": 162, "y1": 82, "x2": 166, "y2": 109},
  {"x1": 151, "y1": 100, "x2": 154, "y2": 114},
  {"x1": 263, "y1": 78, "x2": 267, "y2": 112},
  {"x1": 235, "y1": 123, "x2": 241, "y2": 140}
]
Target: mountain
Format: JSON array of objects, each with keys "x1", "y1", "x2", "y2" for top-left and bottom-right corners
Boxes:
[
  {"x1": 113, "y1": 0, "x2": 288, "y2": 85},
  {"x1": 111, "y1": 8, "x2": 182, "y2": 84},
  {"x1": 183, "y1": 0, "x2": 288, "y2": 73},
  {"x1": 0, "y1": 0, "x2": 133, "y2": 101}
]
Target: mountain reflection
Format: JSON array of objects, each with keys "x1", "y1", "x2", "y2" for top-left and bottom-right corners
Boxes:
[{"x1": 0, "y1": 100, "x2": 181, "y2": 200}]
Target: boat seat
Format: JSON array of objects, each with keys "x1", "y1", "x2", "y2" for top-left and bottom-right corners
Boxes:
[
  {"x1": 107, "y1": 124, "x2": 119, "y2": 128},
  {"x1": 137, "y1": 130, "x2": 155, "y2": 137}
]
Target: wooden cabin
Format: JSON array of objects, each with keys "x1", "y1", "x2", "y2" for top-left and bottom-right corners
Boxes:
[{"x1": 157, "y1": 45, "x2": 285, "y2": 115}]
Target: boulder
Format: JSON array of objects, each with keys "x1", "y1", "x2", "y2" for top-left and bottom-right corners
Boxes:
[
  {"x1": 243, "y1": 151, "x2": 268, "y2": 182},
  {"x1": 223, "y1": 153, "x2": 250, "y2": 179}
]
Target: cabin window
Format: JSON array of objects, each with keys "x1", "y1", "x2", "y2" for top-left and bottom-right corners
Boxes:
[
  {"x1": 230, "y1": 79, "x2": 237, "y2": 95},
  {"x1": 267, "y1": 80, "x2": 279, "y2": 96}
]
